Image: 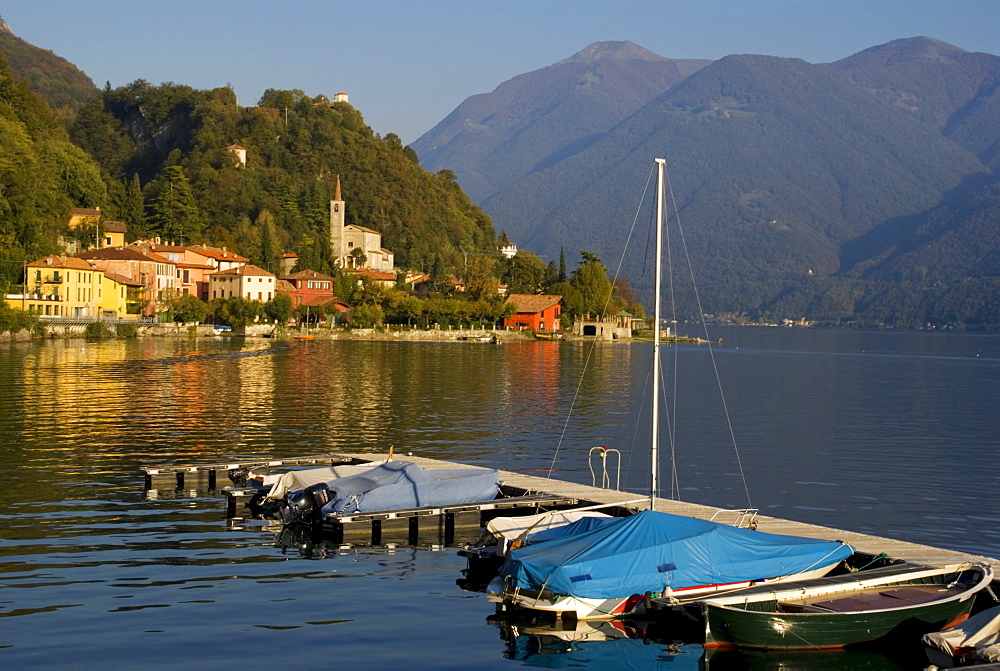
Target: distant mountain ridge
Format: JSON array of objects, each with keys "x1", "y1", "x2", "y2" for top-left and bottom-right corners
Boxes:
[
  {"x1": 0, "y1": 16, "x2": 99, "y2": 111},
  {"x1": 416, "y1": 37, "x2": 1000, "y2": 326},
  {"x1": 412, "y1": 41, "x2": 711, "y2": 203}
]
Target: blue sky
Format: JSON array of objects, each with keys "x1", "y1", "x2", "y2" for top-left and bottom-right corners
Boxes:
[{"x1": 3, "y1": 1, "x2": 998, "y2": 143}]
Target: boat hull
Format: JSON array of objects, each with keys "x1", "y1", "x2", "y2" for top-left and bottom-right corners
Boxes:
[
  {"x1": 490, "y1": 563, "x2": 843, "y2": 620},
  {"x1": 702, "y1": 564, "x2": 992, "y2": 650}
]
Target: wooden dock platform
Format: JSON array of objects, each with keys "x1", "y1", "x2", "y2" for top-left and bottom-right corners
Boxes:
[{"x1": 141, "y1": 451, "x2": 999, "y2": 573}]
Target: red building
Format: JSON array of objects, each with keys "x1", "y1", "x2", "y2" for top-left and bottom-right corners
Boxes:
[
  {"x1": 503, "y1": 294, "x2": 562, "y2": 331},
  {"x1": 279, "y1": 269, "x2": 336, "y2": 308}
]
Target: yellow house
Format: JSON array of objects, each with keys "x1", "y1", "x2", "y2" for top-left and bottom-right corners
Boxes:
[
  {"x1": 68, "y1": 207, "x2": 101, "y2": 231},
  {"x1": 22, "y1": 255, "x2": 105, "y2": 317},
  {"x1": 102, "y1": 221, "x2": 127, "y2": 248},
  {"x1": 100, "y1": 272, "x2": 137, "y2": 319}
]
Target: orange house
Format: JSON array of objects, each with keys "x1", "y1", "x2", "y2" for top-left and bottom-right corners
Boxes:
[{"x1": 503, "y1": 294, "x2": 562, "y2": 331}]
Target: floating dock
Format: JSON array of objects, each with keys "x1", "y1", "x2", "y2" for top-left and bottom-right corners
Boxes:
[{"x1": 142, "y1": 452, "x2": 999, "y2": 574}]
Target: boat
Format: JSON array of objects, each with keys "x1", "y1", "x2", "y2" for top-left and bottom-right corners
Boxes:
[
  {"x1": 699, "y1": 561, "x2": 993, "y2": 650},
  {"x1": 486, "y1": 159, "x2": 852, "y2": 620},
  {"x1": 533, "y1": 331, "x2": 563, "y2": 340},
  {"x1": 923, "y1": 603, "x2": 1000, "y2": 667},
  {"x1": 487, "y1": 508, "x2": 855, "y2": 619},
  {"x1": 272, "y1": 460, "x2": 500, "y2": 525}
]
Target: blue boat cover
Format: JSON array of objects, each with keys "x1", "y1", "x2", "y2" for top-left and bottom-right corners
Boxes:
[
  {"x1": 525, "y1": 515, "x2": 621, "y2": 544},
  {"x1": 319, "y1": 461, "x2": 499, "y2": 514},
  {"x1": 500, "y1": 509, "x2": 854, "y2": 599}
]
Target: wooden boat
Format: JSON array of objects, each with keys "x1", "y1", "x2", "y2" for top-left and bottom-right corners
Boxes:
[{"x1": 700, "y1": 561, "x2": 993, "y2": 650}]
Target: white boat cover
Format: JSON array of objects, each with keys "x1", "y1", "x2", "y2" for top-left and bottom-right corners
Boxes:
[
  {"x1": 923, "y1": 604, "x2": 1000, "y2": 664},
  {"x1": 486, "y1": 511, "x2": 614, "y2": 555},
  {"x1": 258, "y1": 461, "x2": 386, "y2": 500}
]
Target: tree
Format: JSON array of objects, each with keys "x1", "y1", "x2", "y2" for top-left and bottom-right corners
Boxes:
[
  {"x1": 121, "y1": 174, "x2": 147, "y2": 238},
  {"x1": 507, "y1": 251, "x2": 548, "y2": 295},
  {"x1": 571, "y1": 251, "x2": 614, "y2": 316},
  {"x1": 558, "y1": 247, "x2": 567, "y2": 283},
  {"x1": 257, "y1": 209, "x2": 280, "y2": 275},
  {"x1": 150, "y1": 165, "x2": 203, "y2": 243},
  {"x1": 350, "y1": 246, "x2": 367, "y2": 268},
  {"x1": 167, "y1": 293, "x2": 209, "y2": 323},
  {"x1": 464, "y1": 255, "x2": 500, "y2": 301},
  {"x1": 264, "y1": 292, "x2": 293, "y2": 323}
]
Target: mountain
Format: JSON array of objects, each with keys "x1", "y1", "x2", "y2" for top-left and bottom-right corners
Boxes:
[
  {"x1": 417, "y1": 37, "x2": 1000, "y2": 326},
  {"x1": 0, "y1": 17, "x2": 99, "y2": 111},
  {"x1": 412, "y1": 41, "x2": 710, "y2": 203}
]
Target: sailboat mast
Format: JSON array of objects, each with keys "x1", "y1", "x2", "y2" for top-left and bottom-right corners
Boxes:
[{"x1": 651, "y1": 158, "x2": 665, "y2": 510}]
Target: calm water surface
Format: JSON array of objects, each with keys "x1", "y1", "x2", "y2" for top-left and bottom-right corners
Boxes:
[{"x1": 1, "y1": 327, "x2": 998, "y2": 668}]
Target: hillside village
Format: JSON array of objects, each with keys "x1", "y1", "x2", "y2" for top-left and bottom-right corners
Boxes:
[{"x1": 2, "y1": 182, "x2": 640, "y2": 340}]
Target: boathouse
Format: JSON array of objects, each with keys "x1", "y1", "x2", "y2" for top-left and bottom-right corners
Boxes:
[
  {"x1": 503, "y1": 294, "x2": 562, "y2": 332},
  {"x1": 572, "y1": 311, "x2": 634, "y2": 340}
]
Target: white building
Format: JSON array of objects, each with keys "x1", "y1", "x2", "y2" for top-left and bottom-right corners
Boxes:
[
  {"x1": 329, "y1": 176, "x2": 395, "y2": 272},
  {"x1": 209, "y1": 264, "x2": 276, "y2": 301}
]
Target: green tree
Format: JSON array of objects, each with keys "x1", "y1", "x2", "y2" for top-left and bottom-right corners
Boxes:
[
  {"x1": 264, "y1": 292, "x2": 293, "y2": 323},
  {"x1": 150, "y1": 165, "x2": 203, "y2": 243},
  {"x1": 168, "y1": 293, "x2": 209, "y2": 323},
  {"x1": 507, "y1": 251, "x2": 548, "y2": 295},
  {"x1": 464, "y1": 255, "x2": 500, "y2": 301},
  {"x1": 257, "y1": 209, "x2": 280, "y2": 275},
  {"x1": 571, "y1": 251, "x2": 614, "y2": 316}
]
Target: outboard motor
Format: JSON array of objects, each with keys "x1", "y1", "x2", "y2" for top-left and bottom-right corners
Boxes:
[
  {"x1": 228, "y1": 467, "x2": 249, "y2": 487},
  {"x1": 281, "y1": 483, "x2": 332, "y2": 525}
]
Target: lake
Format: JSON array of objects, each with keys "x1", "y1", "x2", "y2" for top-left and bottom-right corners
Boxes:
[{"x1": 1, "y1": 327, "x2": 998, "y2": 669}]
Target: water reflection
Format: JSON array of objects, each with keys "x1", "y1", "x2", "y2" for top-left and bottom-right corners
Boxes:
[{"x1": 0, "y1": 330, "x2": 998, "y2": 668}]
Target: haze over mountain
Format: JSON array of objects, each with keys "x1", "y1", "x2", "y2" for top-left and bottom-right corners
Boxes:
[{"x1": 416, "y1": 38, "x2": 1000, "y2": 326}]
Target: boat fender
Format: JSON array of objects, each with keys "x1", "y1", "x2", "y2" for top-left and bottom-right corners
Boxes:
[{"x1": 643, "y1": 591, "x2": 652, "y2": 611}]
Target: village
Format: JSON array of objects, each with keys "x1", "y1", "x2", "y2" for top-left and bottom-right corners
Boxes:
[{"x1": 2, "y1": 177, "x2": 637, "y2": 341}]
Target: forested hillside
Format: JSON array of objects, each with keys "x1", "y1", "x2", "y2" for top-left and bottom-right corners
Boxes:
[
  {"x1": 0, "y1": 18, "x2": 98, "y2": 112},
  {"x1": 67, "y1": 83, "x2": 495, "y2": 275},
  {"x1": 0, "y1": 51, "x2": 107, "y2": 286}
]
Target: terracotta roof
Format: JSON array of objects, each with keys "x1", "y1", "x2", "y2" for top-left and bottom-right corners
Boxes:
[
  {"x1": 175, "y1": 261, "x2": 214, "y2": 270},
  {"x1": 103, "y1": 221, "x2": 127, "y2": 233},
  {"x1": 282, "y1": 253, "x2": 298, "y2": 259},
  {"x1": 28, "y1": 255, "x2": 97, "y2": 271},
  {"x1": 275, "y1": 279, "x2": 296, "y2": 292},
  {"x1": 505, "y1": 294, "x2": 562, "y2": 314},
  {"x1": 104, "y1": 272, "x2": 143, "y2": 286},
  {"x1": 306, "y1": 296, "x2": 350, "y2": 310},
  {"x1": 190, "y1": 247, "x2": 249, "y2": 262},
  {"x1": 70, "y1": 207, "x2": 101, "y2": 217},
  {"x1": 282, "y1": 269, "x2": 335, "y2": 281},
  {"x1": 146, "y1": 244, "x2": 187, "y2": 252},
  {"x1": 211, "y1": 264, "x2": 275, "y2": 277},
  {"x1": 350, "y1": 268, "x2": 396, "y2": 281},
  {"x1": 77, "y1": 248, "x2": 156, "y2": 262},
  {"x1": 142, "y1": 250, "x2": 172, "y2": 264}
]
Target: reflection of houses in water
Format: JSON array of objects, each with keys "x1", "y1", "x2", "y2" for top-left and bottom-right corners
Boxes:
[{"x1": 572, "y1": 312, "x2": 636, "y2": 340}]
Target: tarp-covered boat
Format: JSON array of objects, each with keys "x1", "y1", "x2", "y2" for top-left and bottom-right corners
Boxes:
[
  {"x1": 923, "y1": 603, "x2": 1000, "y2": 666},
  {"x1": 316, "y1": 460, "x2": 499, "y2": 515},
  {"x1": 488, "y1": 509, "x2": 854, "y2": 619}
]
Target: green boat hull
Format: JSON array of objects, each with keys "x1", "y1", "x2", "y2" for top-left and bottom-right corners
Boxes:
[{"x1": 704, "y1": 594, "x2": 977, "y2": 650}]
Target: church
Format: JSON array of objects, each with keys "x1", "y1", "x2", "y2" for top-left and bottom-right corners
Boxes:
[{"x1": 328, "y1": 177, "x2": 394, "y2": 272}]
